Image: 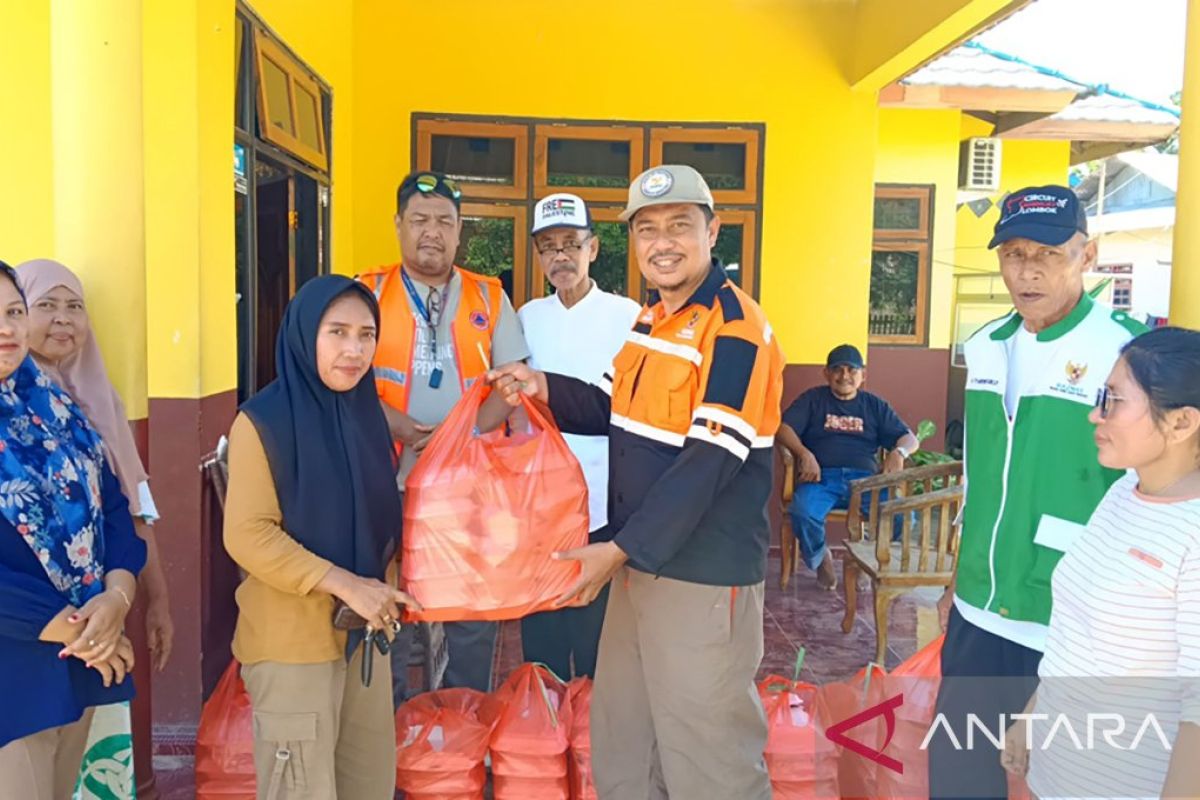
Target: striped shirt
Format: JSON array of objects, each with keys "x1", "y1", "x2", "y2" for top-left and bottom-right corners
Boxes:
[{"x1": 1028, "y1": 473, "x2": 1200, "y2": 800}]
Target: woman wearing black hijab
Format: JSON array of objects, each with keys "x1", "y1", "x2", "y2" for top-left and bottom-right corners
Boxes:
[{"x1": 223, "y1": 275, "x2": 417, "y2": 799}]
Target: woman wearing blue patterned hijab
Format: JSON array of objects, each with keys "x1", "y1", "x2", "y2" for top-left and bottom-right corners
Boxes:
[{"x1": 0, "y1": 260, "x2": 146, "y2": 797}]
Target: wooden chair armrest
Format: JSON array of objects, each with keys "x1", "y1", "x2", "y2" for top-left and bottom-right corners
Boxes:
[{"x1": 778, "y1": 445, "x2": 796, "y2": 504}]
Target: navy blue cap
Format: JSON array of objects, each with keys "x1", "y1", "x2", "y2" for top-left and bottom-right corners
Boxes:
[
  {"x1": 988, "y1": 185, "x2": 1088, "y2": 249},
  {"x1": 826, "y1": 344, "x2": 864, "y2": 369}
]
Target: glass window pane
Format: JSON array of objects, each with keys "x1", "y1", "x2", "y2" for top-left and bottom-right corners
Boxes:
[
  {"x1": 431, "y1": 135, "x2": 515, "y2": 185},
  {"x1": 874, "y1": 196, "x2": 922, "y2": 231},
  {"x1": 547, "y1": 139, "x2": 631, "y2": 188},
  {"x1": 661, "y1": 141, "x2": 746, "y2": 190},
  {"x1": 294, "y1": 83, "x2": 321, "y2": 152},
  {"x1": 591, "y1": 222, "x2": 629, "y2": 295},
  {"x1": 714, "y1": 223, "x2": 745, "y2": 285},
  {"x1": 870, "y1": 249, "x2": 920, "y2": 337},
  {"x1": 262, "y1": 56, "x2": 294, "y2": 135},
  {"x1": 458, "y1": 216, "x2": 516, "y2": 299}
]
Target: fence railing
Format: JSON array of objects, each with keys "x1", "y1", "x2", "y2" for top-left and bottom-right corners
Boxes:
[{"x1": 868, "y1": 310, "x2": 916, "y2": 336}]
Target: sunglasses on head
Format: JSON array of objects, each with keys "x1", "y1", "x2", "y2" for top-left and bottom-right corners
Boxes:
[{"x1": 409, "y1": 172, "x2": 462, "y2": 201}]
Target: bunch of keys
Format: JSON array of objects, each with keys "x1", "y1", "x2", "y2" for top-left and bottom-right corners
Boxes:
[{"x1": 360, "y1": 619, "x2": 403, "y2": 687}]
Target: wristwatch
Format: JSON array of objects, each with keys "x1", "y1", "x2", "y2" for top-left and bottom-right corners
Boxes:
[{"x1": 895, "y1": 445, "x2": 911, "y2": 460}]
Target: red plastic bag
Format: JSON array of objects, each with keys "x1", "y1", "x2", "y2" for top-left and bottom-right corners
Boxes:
[
  {"x1": 758, "y1": 675, "x2": 840, "y2": 799},
  {"x1": 875, "y1": 635, "x2": 944, "y2": 799},
  {"x1": 819, "y1": 662, "x2": 887, "y2": 800},
  {"x1": 395, "y1": 688, "x2": 493, "y2": 799},
  {"x1": 195, "y1": 660, "x2": 255, "y2": 800},
  {"x1": 402, "y1": 382, "x2": 589, "y2": 622},
  {"x1": 565, "y1": 678, "x2": 596, "y2": 800},
  {"x1": 1008, "y1": 773, "x2": 1033, "y2": 800},
  {"x1": 484, "y1": 664, "x2": 573, "y2": 800}
]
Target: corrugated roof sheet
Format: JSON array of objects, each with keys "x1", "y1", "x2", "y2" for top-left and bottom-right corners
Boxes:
[
  {"x1": 903, "y1": 44, "x2": 1082, "y2": 92},
  {"x1": 1051, "y1": 93, "x2": 1181, "y2": 126},
  {"x1": 902, "y1": 42, "x2": 1180, "y2": 128}
]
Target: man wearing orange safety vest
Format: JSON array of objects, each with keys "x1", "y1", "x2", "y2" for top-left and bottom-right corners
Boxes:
[
  {"x1": 489, "y1": 165, "x2": 783, "y2": 799},
  {"x1": 359, "y1": 171, "x2": 529, "y2": 706}
]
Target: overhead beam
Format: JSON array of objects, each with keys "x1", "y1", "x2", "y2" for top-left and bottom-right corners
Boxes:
[
  {"x1": 1070, "y1": 140, "x2": 1161, "y2": 165},
  {"x1": 880, "y1": 83, "x2": 1076, "y2": 113},
  {"x1": 849, "y1": 0, "x2": 1030, "y2": 92}
]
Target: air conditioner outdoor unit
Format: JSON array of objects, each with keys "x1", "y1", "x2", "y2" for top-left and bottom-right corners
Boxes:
[{"x1": 959, "y1": 137, "x2": 1001, "y2": 192}]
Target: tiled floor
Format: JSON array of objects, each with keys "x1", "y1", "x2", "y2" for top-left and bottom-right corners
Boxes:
[{"x1": 153, "y1": 552, "x2": 938, "y2": 798}]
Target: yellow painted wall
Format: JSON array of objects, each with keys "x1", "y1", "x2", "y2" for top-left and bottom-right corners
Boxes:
[
  {"x1": 0, "y1": 3, "x2": 54, "y2": 259},
  {"x1": 874, "y1": 108, "x2": 962, "y2": 349},
  {"x1": 349, "y1": 0, "x2": 876, "y2": 366},
  {"x1": 144, "y1": 0, "x2": 353, "y2": 399},
  {"x1": 143, "y1": 0, "x2": 237, "y2": 400},
  {"x1": 954, "y1": 137, "x2": 1071, "y2": 277},
  {"x1": 3, "y1": 0, "x2": 1031, "y2": 406}
]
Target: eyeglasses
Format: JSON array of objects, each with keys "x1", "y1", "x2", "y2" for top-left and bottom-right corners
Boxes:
[
  {"x1": 535, "y1": 236, "x2": 591, "y2": 258},
  {"x1": 407, "y1": 172, "x2": 462, "y2": 201},
  {"x1": 1094, "y1": 386, "x2": 1125, "y2": 419}
]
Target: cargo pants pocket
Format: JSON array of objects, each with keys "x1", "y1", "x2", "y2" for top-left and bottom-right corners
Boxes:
[{"x1": 252, "y1": 711, "x2": 318, "y2": 799}]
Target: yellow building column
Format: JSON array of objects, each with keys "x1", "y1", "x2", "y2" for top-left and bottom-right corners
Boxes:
[
  {"x1": 1172, "y1": 0, "x2": 1200, "y2": 327},
  {"x1": 50, "y1": 0, "x2": 147, "y2": 418}
]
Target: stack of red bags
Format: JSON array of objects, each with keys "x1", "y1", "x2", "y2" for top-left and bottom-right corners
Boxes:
[
  {"x1": 395, "y1": 688, "x2": 494, "y2": 800},
  {"x1": 758, "y1": 675, "x2": 840, "y2": 799},
  {"x1": 483, "y1": 664, "x2": 573, "y2": 800}
]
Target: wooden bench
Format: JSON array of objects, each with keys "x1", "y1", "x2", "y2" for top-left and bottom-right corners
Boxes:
[
  {"x1": 841, "y1": 462, "x2": 964, "y2": 663},
  {"x1": 777, "y1": 447, "x2": 845, "y2": 589}
]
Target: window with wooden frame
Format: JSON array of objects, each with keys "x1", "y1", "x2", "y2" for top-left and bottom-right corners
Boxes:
[
  {"x1": 533, "y1": 124, "x2": 644, "y2": 203},
  {"x1": 869, "y1": 185, "x2": 932, "y2": 345},
  {"x1": 417, "y1": 120, "x2": 528, "y2": 201},
  {"x1": 253, "y1": 30, "x2": 328, "y2": 170},
  {"x1": 649, "y1": 127, "x2": 760, "y2": 205},
  {"x1": 713, "y1": 209, "x2": 758, "y2": 298},
  {"x1": 413, "y1": 114, "x2": 763, "y2": 309},
  {"x1": 454, "y1": 203, "x2": 529, "y2": 304}
]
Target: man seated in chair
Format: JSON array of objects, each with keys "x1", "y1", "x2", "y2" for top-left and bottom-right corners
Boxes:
[{"x1": 775, "y1": 344, "x2": 919, "y2": 590}]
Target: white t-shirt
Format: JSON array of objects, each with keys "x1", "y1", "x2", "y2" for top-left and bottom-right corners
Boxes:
[
  {"x1": 1028, "y1": 473, "x2": 1200, "y2": 800},
  {"x1": 518, "y1": 282, "x2": 641, "y2": 532}
]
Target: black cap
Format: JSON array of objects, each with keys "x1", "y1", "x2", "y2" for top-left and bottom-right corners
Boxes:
[
  {"x1": 826, "y1": 344, "x2": 864, "y2": 369},
  {"x1": 988, "y1": 185, "x2": 1088, "y2": 249}
]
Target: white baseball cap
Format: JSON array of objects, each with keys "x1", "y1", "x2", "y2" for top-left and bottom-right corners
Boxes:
[{"x1": 531, "y1": 192, "x2": 591, "y2": 235}]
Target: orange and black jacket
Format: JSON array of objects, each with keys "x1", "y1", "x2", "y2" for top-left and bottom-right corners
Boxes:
[{"x1": 545, "y1": 260, "x2": 785, "y2": 586}]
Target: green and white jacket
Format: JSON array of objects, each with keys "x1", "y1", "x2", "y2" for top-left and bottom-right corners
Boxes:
[{"x1": 955, "y1": 294, "x2": 1147, "y2": 651}]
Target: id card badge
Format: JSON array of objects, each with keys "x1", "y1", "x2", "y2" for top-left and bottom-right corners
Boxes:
[{"x1": 429, "y1": 367, "x2": 443, "y2": 389}]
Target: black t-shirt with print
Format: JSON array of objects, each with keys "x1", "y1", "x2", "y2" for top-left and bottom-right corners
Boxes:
[{"x1": 781, "y1": 386, "x2": 910, "y2": 473}]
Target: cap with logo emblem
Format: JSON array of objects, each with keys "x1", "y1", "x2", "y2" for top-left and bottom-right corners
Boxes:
[
  {"x1": 619, "y1": 164, "x2": 715, "y2": 222},
  {"x1": 988, "y1": 185, "x2": 1088, "y2": 249},
  {"x1": 531, "y1": 192, "x2": 591, "y2": 235}
]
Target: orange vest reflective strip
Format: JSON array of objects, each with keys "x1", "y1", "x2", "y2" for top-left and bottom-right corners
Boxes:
[{"x1": 361, "y1": 264, "x2": 503, "y2": 414}]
